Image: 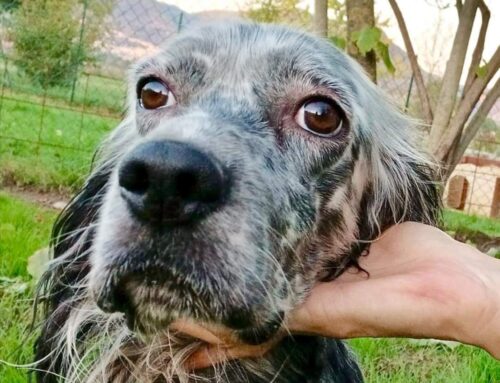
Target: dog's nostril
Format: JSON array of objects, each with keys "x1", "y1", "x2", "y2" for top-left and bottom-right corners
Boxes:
[
  {"x1": 119, "y1": 160, "x2": 149, "y2": 194},
  {"x1": 175, "y1": 171, "x2": 198, "y2": 199},
  {"x1": 117, "y1": 141, "x2": 229, "y2": 225}
]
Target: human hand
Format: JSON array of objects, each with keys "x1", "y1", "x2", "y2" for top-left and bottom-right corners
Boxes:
[{"x1": 175, "y1": 222, "x2": 500, "y2": 368}]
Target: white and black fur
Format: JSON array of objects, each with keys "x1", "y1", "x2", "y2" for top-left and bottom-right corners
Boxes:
[{"x1": 34, "y1": 22, "x2": 440, "y2": 383}]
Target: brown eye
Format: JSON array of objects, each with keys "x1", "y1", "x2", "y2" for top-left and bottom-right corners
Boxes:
[
  {"x1": 138, "y1": 79, "x2": 176, "y2": 109},
  {"x1": 295, "y1": 98, "x2": 344, "y2": 137}
]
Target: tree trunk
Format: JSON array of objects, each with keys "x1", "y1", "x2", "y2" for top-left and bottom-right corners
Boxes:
[
  {"x1": 429, "y1": 0, "x2": 478, "y2": 152},
  {"x1": 386, "y1": 0, "x2": 497, "y2": 181},
  {"x1": 462, "y1": 0, "x2": 490, "y2": 95},
  {"x1": 346, "y1": 0, "x2": 376, "y2": 82},
  {"x1": 445, "y1": 78, "x2": 500, "y2": 178},
  {"x1": 388, "y1": 0, "x2": 433, "y2": 124},
  {"x1": 314, "y1": 0, "x2": 328, "y2": 37},
  {"x1": 434, "y1": 46, "x2": 500, "y2": 161}
]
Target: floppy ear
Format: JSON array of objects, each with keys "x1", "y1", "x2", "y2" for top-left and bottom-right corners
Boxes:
[
  {"x1": 34, "y1": 117, "x2": 137, "y2": 381},
  {"x1": 319, "y1": 75, "x2": 442, "y2": 279},
  {"x1": 34, "y1": 167, "x2": 111, "y2": 382},
  {"x1": 361, "y1": 103, "x2": 441, "y2": 235}
]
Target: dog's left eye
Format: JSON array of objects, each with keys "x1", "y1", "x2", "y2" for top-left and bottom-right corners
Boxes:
[
  {"x1": 295, "y1": 98, "x2": 344, "y2": 137},
  {"x1": 138, "y1": 78, "x2": 176, "y2": 110}
]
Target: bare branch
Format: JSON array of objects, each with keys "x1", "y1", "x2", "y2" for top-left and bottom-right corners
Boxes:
[
  {"x1": 463, "y1": 0, "x2": 490, "y2": 95},
  {"x1": 429, "y1": 0, "x2": 479, "y2": 149},
  {"x1": 449, "y1": 78, "x2": 500, "y2": 169},
  {"x1": 456, "y1": 0, "x2": 463, "y2": 15},
  {"x1": 434, "y1": 45, "x2": 500, "y2": 159},
  {"x1": 388, "y1": 0, "x2": 433, "y2": 123}
]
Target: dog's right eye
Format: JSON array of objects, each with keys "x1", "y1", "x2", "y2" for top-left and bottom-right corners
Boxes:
[
  {"x1": 295, "y1": 98, "x2": 344, "y2": 137},
  {"x1": 138, "y1": 79, "x2": 176, "y2": 110}
]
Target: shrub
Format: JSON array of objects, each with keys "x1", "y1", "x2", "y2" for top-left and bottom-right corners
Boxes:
[{"x1": 10, "y1": 0, "x2": 112, "y2": 88}]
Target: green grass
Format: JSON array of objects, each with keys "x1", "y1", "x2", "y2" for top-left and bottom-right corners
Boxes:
[
  {"x1": 443, "y1": 209, "x2": 500, "y2": 238},
  {"x1": 0, "y1": 192, "x2": 57, "y2": 382},
  {"x1": 0, "y1": 56, "x2": 127, "y2": 114},
  {"x1": 0, "y1": 192, "x2": 499, "y2": 381},
  {"x1": 350, "y1": 338, "x2": 499, "y2": 383},
  {"x1": 0, "y1": 57, "x2": 124, "y2": 192},
  {"x1": 0, "y1": 96, "x2": 119, "y2": 192}
]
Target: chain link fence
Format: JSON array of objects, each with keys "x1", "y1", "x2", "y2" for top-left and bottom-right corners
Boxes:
[{"x1": 0, "y1": 0, "x2": 498, "y2": 218}]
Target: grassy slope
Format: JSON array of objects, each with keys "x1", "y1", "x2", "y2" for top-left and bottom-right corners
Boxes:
[
  {"x1": 0, "y1": 192, "x2": 57, "y2": 382},
  {"x1": 0, "y1": 192, "x2": 499, "y2": 381},
  {"x1": 350, "y1": 338, "x2": 499, "y2": 383},
  {"x1": 0, "y1": 72, "x2": 122, "y2": 193},
  {"x1": 443, "y1": 209, "x2": 500, "y2": 238},
  {"x1": 0, "y1": 98, "x2": 119, "y2": 192}
]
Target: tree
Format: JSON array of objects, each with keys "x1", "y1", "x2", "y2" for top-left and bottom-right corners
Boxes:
[
  {"x1": 314, "y1": 0, "x2": 328, "y2": 36},
  {"x1": 0, "y1": 0, "x2": 20, "y2": 11},
  {"x1": 10, "y1": 0, "x2": 113, "y2": 88},
  {"x1": 248, "y1": 0, "x2": 390, "y2": 80},
  {"x1": 245, "y1": 0, "x2": 310, "y2": 26},
  {"x1": 346, "y1": 0, "x2": 377, "y2": 81},
  {"x1": 313, "y1": 0, "x2": 393, "y2": 82},
  {"x1": 388, "y1": 0, "x2": 499, "y2": 178}
]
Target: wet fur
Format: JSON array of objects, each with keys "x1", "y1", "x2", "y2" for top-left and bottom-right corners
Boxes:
[{"x1": 34, "y1": 22, "x2": 440, "y2": 382}]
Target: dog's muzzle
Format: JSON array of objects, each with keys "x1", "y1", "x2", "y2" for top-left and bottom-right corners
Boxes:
[
  {"x1": 95, "y1": 140, "x2": 231, "y2": 324},
  {"x1": 118, "y1": 140, "x2": 229, "y2": 225}
]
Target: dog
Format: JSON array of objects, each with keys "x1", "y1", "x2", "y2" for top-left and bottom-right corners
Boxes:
[{"x1": 34, "y1": 22, "x2": 440, "y2": 382}]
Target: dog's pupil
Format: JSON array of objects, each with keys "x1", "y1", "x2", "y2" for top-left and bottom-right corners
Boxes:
[
  {"x1": 141, "y1": 81, "x2": 168, "y2": 109},
  {"x1": 304, "y1": 100, "x2": 340, "y2": 134}
]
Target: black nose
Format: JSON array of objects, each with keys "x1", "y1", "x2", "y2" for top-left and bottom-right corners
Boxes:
[{"x1": 118, "y1": 141, "x2": 228, "y2": 225}]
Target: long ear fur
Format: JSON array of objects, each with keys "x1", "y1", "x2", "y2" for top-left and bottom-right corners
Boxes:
[
  {"x1": 33, "y1": 117, "x2": 136, "y2": 382},
  {"x1": 321, "y1": 69, "x2": 442, "y2": 278},
  {"x1": 34, "y1": 167, "x2": 111, "y2": 382}
]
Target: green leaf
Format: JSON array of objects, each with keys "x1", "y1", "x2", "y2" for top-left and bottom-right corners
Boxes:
[
  {"x1": 354, "y1": 26, "x2": 381, "y2": 55},
  {"x1": 475, "y1": 64, "x2": 488, "y2": 78},
  {"x1": 330, "y1": 35, "x2": 346, "y2": 50},
  {"x1": 375, "y1": 41, "x2": 395, "y2": 73},
  {"x1": 27, "y1": 247, "x2": 52, "y2": 282}
]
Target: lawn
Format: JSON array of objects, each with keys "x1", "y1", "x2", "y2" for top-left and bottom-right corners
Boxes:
[
  {"x1": 0, "y1": 63, "x2": 123, "y2": 193},
  {"x1": 0, "y1": 95, "x2": 120, "y2": 192},
  {"x1": 0, "y1": 56, "x2": 127, "y2": 115},
  {"x1": 444, "y1": 209, "x2": 500, "y2": 238},
  {"x1": 0, "y1": 192, "x2": 56, "y2": 382},
  {"x1": 0, "y1": 191, "x2": 498, "y2": 382}
]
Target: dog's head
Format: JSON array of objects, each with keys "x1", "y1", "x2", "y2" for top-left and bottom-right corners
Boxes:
[
  {"x1": 42, "y1": 22, "x2": 439, "y2": 378},
  {"x1": 91, "y1": 22, "x2": 440, "y2": 339}
]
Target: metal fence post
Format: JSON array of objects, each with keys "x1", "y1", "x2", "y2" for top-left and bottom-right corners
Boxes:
[
  {"x1": 70, "y1": 0, "x2": 89, "y2": 103},
  {"x1": 404, "y1": 73, "x2": 414, "y2": 112}
]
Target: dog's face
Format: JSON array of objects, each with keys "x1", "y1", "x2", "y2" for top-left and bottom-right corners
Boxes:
[{"x1": 87, "y1": 23, "x2": 438, "y2": 344}]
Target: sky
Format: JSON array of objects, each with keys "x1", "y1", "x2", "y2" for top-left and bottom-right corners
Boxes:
[{"x1": 159, "y1": 0, "x2": 499, "y2": 77}]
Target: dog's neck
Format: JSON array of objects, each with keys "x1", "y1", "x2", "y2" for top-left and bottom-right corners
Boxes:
[{"x1": 198, "y1": 336, "x2": 363, "y2": 383}]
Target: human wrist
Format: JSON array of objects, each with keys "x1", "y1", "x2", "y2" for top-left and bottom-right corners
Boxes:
[
  {"x1": 471, "y1": 261, "x2": 500, "y2": 359},
  {"x1": 450, "y1": 242, "x2": 500, "y2": 359}
]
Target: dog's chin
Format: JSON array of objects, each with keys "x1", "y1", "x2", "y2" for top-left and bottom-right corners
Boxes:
[
  {"x1": 118, "y1": 281, "x2": 285, "y2": 345},
  {"x1": 131, "y1": 308, "x2": 284, "y2": 347}
]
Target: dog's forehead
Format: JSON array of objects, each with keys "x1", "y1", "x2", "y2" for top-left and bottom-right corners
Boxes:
[{"x1": 136, "y1": 23, "x2": 355, "y2": 92}]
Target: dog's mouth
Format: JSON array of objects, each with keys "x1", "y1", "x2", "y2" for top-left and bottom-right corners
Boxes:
[{"x1": 94, "y1": 262, "x2": 285, "y2": 345}]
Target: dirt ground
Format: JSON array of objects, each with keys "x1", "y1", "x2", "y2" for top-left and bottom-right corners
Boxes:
[{"x1": 1, "y1": 185, "x2": 69, "y2": 211}]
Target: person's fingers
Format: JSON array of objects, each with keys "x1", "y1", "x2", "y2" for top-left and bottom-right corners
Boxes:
[
  {"x1": 170, "y1": 320, "x2": 227, "y2": 345},
  {"x1": 185, "y1": 341, "x2": 276, "y2": 370},
  {"x1": 171, "y1": 320, "x2": 282, "y2": 370}
]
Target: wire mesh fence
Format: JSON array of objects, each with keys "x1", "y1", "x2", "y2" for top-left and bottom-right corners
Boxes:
[{"x1": 0, "y1": 0, "x2": 498, "y2": 218}]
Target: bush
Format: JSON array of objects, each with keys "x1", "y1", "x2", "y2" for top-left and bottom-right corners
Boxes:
[{"x1": 10, "y1": 0, "x2": 112, "y2": 88}]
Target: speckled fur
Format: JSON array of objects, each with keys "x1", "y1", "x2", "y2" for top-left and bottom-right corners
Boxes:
[{"x1": 34, "y1": 22, "x2": 440, "y2": 383}]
